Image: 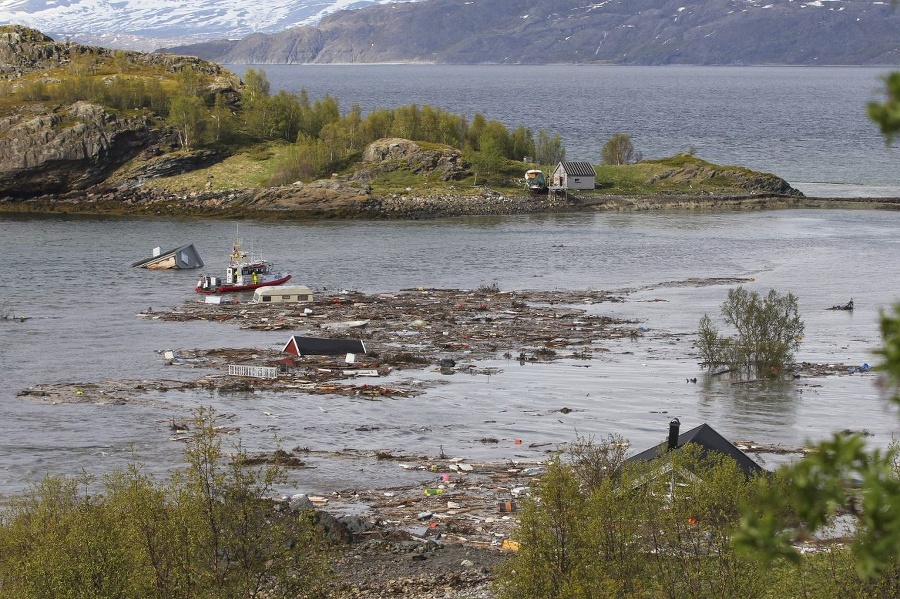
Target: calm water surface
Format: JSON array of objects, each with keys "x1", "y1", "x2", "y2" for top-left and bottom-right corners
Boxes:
[{"x1": 2, "y1": 210, "x2": 899, "y2": 496}]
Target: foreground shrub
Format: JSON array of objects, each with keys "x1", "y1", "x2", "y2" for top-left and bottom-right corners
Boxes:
[
  {"x1": 0, "y1": 407, "x2": 331, "y2": 599},
  {"x1": 495, "y1": 445, "x2": 782, "y2": 598}
]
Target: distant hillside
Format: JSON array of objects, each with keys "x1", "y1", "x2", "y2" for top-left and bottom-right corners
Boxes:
[{"x1": 164, "y1": 0, "x2": 900, "y2": 66}]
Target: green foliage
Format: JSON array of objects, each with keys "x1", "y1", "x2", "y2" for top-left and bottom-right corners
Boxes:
[
  {"x1": 566, "y1": 432, "x2": 628, "y2": 493},
  {"x1": 697, "y1": 286, "x2": 804, "y2": 379},
  {"x1": 242, "y1": 68, "x2": 271, "y2": 104},
  {"x1": 535, "y1": 129, "x2": 566, "y2": 165},
  {"x1": 510, "y1": 125, "x2": 536, "y2": 162},
  {"x1": 601, "y1": 132, "x2": 638, "y2": 165},
  {"x1": 167, "y1": 93, "x2": 207, "y2": 150},
  {"x1": 733, "y1": 74, "x2": 900, "y2": 585},
  {"x1": 270, "y1": 135, "x2": 335, "y2": 185},
  {"x1": 469, "y1": 135, "x2": 505, "y2": 185},
  {"x1": 0, "y1": 407, "x2": 331, "y2": 599},
  {"x1": 494, "y1": 458, "x2": 593, "y2": 598},
  {"x1": 496, "y1": 445, "x2": 776, "y2": 598},
  {"x1": 877, "y1": 303, "x2": 900, "y2": 403},
  {"x1": 868, "y1": 71, "x2": 900, "y2": 145}
]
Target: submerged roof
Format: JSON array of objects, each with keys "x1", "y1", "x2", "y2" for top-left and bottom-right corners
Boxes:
[
  {"x1": 283, "y1": 336, "x2": 366, "y2": 356},
  {"x1": 130, "y1": 243, "x2": 204, "y2": 269},
  {"x1": 626, "y1": 422, "x2": 764, "y2": 477}
]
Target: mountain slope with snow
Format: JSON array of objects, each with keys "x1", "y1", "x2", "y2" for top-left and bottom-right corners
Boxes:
[
  {"x1": 0, "y1": 0, "x2": 420, "y2": 51},
  {"x1": 178, "y1": 0, "x2": 900, "y2": 65}
]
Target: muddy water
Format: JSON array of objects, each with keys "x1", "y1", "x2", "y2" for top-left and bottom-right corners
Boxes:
[{"x1": 2, "y1": 209, "x2": 899, "y2": 496}]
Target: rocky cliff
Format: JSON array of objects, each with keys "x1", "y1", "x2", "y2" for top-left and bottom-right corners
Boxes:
[
  {"x1": 0, "y1": 25, "x2": 240, "y2": 198},
  {"x1": 0, "y1": 102, "x2": 156, "y2": 197},
  {"x1": 164, "y1": 0, "x2": 900, "y2": 66}
]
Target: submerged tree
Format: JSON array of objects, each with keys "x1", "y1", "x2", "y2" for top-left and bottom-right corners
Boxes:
[{"x1": 697, "y1": 286, "x2": 804, "y2": 379}]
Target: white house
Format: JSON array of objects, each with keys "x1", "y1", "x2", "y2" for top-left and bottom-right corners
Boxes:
[{"x1": 551, "y1": 161, "x2": 597, "y2": 190}]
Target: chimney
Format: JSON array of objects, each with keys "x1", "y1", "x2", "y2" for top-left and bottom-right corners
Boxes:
[{"x1": 667, "y1": 418, "x2": 680, "y2": 451}]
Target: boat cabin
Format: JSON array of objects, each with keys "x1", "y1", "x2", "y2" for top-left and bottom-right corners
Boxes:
[
  {"x1": 253, "y1": 285, "x2": 314, "y2": 304},
  {"x1": 227, "y1": 261, "x2": 270, "y2": 285}
]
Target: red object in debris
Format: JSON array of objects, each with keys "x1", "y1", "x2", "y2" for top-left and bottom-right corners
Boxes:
[{"x1": 514, "y1": 439, "x2": 523, "y2": 445}]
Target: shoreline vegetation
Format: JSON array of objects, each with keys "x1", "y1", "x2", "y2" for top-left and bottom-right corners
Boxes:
[{"x1": 3, "y1": 26, "x2": 898, "y2": 221}]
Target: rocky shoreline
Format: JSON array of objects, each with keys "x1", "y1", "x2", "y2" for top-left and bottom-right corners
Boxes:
[{"x1": 4, "y1": 184, "x2": 900, "y2": 221}]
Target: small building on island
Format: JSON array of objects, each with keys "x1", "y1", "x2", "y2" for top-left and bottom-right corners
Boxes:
[{"x1": 551, "y1": 161, "x2": 597, "y2": 190}]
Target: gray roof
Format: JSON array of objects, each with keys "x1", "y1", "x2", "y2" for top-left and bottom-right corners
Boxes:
[
  {"x1": 626, "y1": 423, "x2": 765, "y2": 477},
  {"x1": 558, "y1": 161, "x2": 597, "y2": 176}
]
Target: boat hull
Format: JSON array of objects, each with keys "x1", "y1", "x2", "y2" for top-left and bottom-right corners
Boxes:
[{"x1": 195, "y1": 275, "x2": 292, "y2": 294}]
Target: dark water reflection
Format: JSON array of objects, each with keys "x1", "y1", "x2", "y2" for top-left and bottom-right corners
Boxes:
[{"x1": 698, "y1": 376, "x2": 801, "y2": 438}]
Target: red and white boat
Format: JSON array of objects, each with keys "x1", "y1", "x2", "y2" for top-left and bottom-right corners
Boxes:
[{"x1": 195, "y1": 239, "x2": 291, "y2": 294}]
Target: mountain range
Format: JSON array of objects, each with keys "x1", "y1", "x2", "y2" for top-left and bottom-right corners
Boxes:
[
  {"x1": 2, "y1": 0, "x2": 900, "y2": 65},
  {"x1": 0, "y1": 0, "x2": 417, "y2": 52}
]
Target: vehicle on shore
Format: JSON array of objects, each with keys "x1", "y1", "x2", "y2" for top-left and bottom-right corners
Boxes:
[
  {"x1": 195, "y1": 239, "x2": 291, "y2": 294},
  {"x1": 525, "y1": 169, "x2": 548, "y2": 194}
]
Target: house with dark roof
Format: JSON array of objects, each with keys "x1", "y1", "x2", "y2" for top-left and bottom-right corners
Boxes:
[
  {"x1": 626, "y1": 419, "x2": 765, "y2": 478},
  {"x1": 282, "y1": 335, "x2": 366, "y2": 357},
  {"x1": 551, "y1": 161, "x2": 597, "y2": 190}
]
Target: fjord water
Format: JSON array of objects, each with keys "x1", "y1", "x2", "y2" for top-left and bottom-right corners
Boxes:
[
  {"x1": 3, "y1": 65, "x2": 900, "y2": 496},
  {"x1": 253, "y1": 64, "x2": 900, "y2": 197},
  {"x1": 2, "y1": 209, "x2": 900, "y2": 496}
]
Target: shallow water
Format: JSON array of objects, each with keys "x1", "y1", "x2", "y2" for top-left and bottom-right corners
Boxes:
[{"x1": 2, "y1": 209, "x2": 898, "y2": 496}]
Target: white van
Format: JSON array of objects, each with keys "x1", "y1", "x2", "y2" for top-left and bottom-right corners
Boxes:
[{"x1": 252, "y1": 285, "x2": 314, "y2": 304}]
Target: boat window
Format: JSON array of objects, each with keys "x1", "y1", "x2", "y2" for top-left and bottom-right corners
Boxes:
[{"x1": 262, "y1": 296, "x2": 272, "y2": 302}]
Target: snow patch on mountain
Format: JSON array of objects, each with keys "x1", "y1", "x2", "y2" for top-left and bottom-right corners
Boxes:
[{"x1": 0, "y1": 0, "x2": 420, "y2": 51}]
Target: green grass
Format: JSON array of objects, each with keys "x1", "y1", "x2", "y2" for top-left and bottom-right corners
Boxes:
[{"x1": 141, "y1": 143, "x2": 294, "y2": 191}]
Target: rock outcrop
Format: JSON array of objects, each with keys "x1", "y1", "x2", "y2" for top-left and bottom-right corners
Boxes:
[
  {"x1": 358, "y1": 138, "x2": 469, "y2": 182},
  {"x1": 0, "y1": 26, "x2": 241, "y2": 198},
  {"x1": 0, "y1": 102, "x2": 155, "y2": 197},
  {"x1": 644, "y1": 160, "x2": 802, "y2": 197}
]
